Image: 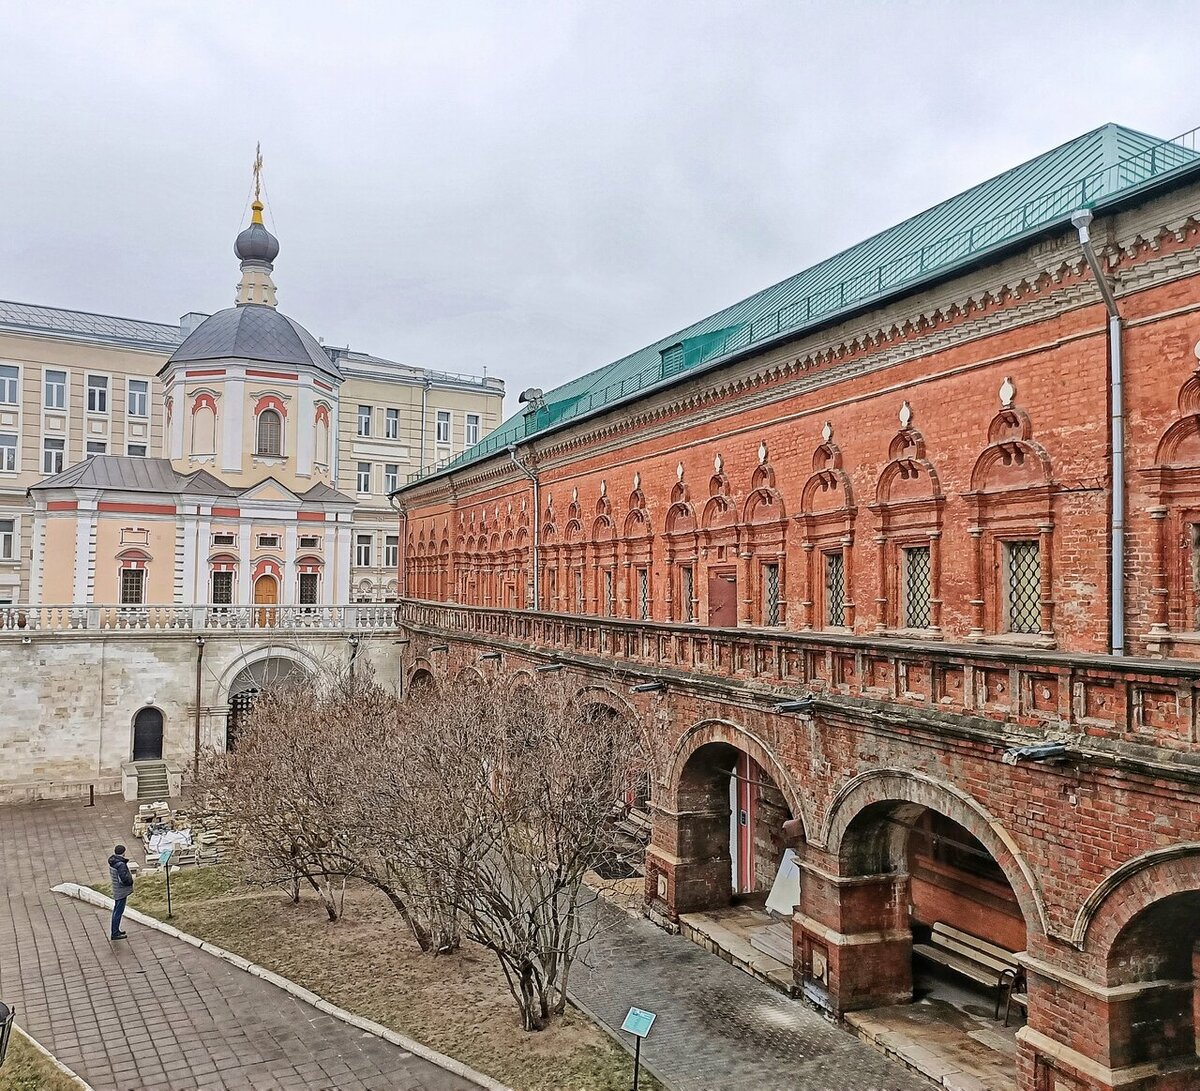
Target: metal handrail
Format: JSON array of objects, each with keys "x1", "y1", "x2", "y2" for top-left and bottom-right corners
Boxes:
[{"x1": 406, "y1": 124, "x2": 1200, "y2": 487}]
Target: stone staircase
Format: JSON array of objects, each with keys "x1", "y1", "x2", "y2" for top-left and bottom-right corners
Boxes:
[{"x1": 133, "y1": 761, "x2": 170, "y2": 802}]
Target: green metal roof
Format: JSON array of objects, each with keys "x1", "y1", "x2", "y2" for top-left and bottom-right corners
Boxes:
[{"x1": 403, "y1": 122, "x2": 1200, "y2": 491}]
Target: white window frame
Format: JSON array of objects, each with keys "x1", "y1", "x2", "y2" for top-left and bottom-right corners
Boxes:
[
  {"x1": 465, "y1": 413, "x2": 480, "y2": 446},
  {"x1": 0, "y1": 518, "x2": 15, "y2": 561},
  {"x1": 0, "y1": 364, "x2": 18, "y2": 405},
  {"x1": 355, "y1": 534, "x2": 373, "y2": 567},
  {"x1": 385, "y1": 408, "x2": 399, "y2": 440},
  {"x1": 384, "y1": 535, "x2": 399, "y2": 568},
  {"x1": 86, "y1": 373, "x2": 109, "y2": 415},
  {"x1": 0, "y1": 432, "x2": 17, "y2": 473},
  {"x1": 44, "y1": 369, "x2": 67, "y2": 410},
  {"x1": 42, "y1": 437, "x2": 65, "y2": 475},
  {"x1": 256, "y1": 534, "x2": 281, "y2": 549},
  {"x1": 127, "y1": 379, "x2": 149, "y2": 418},
  {"x1": 86, "y1": 440, "x2": 107, "y2": 457},
  {"x1": 356, "y1": 462, "x2": 372, "y2": 494},
  {"x1": 384, "y1": 464, "x2": 399, "y2": 494},
  {"x1": 357, "y1": 404, "x2": 373, "y2": 437},
  {"x1": 435, "y1": 410, "x2": 451, "y2": 445}
]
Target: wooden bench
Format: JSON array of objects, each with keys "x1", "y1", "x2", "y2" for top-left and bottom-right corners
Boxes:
[{"x1": 913, "y1": 922, "x2": 1027, "y2": 1024}]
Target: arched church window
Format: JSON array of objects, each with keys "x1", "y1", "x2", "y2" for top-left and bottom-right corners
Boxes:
[
  {"x1": 192, "y1": 403, "x2": 216, "y2": 456},
  {"x1": 256, "y1": 409, "x2": 282, "y2": 456}
]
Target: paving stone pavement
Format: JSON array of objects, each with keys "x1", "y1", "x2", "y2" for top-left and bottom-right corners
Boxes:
[
  {"x1": 0, "y1": 797, "x2": 477, "y2": 1091},
  {"x1": 573, "y1": 899, "x2": 933, "y2": 1091}
]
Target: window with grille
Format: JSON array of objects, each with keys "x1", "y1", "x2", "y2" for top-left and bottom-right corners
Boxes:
[
  {"x1": 299, "y1": 535, "x2": 319, "y2": 549},
  {"x1": 903, "y1": 546, "x2": 931, "y2": 628},
  {"x1": 299, "y1": 572, "x2": 319, "y2": 605},
  {"x1": 257, "y1": 534, "x2": 280, "y2": 549},
  {"x1": 681, "y1": 565, "x2": 694, "y2": 622},
  {"x1": 256, "y1": 409, "x2": 282, "y2": 456},
  {"x1": 763, "y1": 562, "x2": 781, "y2": 626},
  {"x1": 0, "y1": 433, "x2": 16, "y2": 472},
  {"x1": 120, "y1": 568, "x2": 145, "y2": 605},
  {"x1": 357, "y1": 404, "x2": 372, "y2": 436},
  {"x1": 574, "y1": 569, "x2": 584, "y2": 612},
  {"x1": 211, "y1": 570, "x2": 233, "y2": 605},
  {"x1": 127, "y1": 379, "x2": 148, "y2": 418},
  {"x1": 44, "y1": 370, "x2": 66, "y2": 410},
  {"x1": 213, "y1": 532, "x2": 236, "y2": 547},
  {"x1": 604, "y1": 570, "x2": 615, "y2": 615},
  {"x1": 825, "y1": 551, "x2": 845, "y2": 627},
  {"x1": 385, "y1": 408, "x2": 399, "y2": 439},
  {"x1": 86, "y1": 374, "x2": 108, "y2": 414},
  {"x1": 638, "y1": 568, "x2": 650, "y2": 620},
  {"x1": 0, "y1": 519, "x2": 14, "y2": 560},
  {"x1": 43, "y1": 438, "x2": 64, "y2": 475},
  {"x1": 1004, "y1": 540, "x2": 1040, "y2": 634},
  {"x1": 0, "y1": 365, "x2": 17, "y2": 405}
]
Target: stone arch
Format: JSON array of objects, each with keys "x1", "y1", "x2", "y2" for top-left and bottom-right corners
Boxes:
[
  {"x1": 664, "y1": 718, "x2": 806, "y2": 830},
  {"x1": 455, "y1": 664, "x2": 487, "y2": 687},
  {"x1": 406, "y1": 657, "x2": 437, "y2": 693},
  {"x1": 1074, "y1": 843, "x2": 1200, "y2": 956},
  {"x1": 215, "y1": 644, "x2": 323, "y2": 707},
  {"x1": 818, "y1": 767, "x2": 1048, "y2": 938},
  {"x1": 574, "y1": 683, "x2": 636, "y2": 720}
]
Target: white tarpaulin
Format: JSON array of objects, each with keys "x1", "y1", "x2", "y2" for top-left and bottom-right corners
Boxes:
[{"x1": 765, "y1": 847, "x2": 801, "y2": 918}]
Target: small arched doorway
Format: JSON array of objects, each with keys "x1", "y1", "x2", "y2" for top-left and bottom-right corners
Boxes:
[
  {"x1": 253, "y1": 574, "x2": 278, "y2": 627},
  {"x1": 225, "y1": 655, "x2": 309, "y2": 750},
  {"x1": 131, "y1": 706, "x2": 164, "y2": 761}
]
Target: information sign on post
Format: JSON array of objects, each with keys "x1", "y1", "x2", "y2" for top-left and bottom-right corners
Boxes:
[{"x1": 621, "y1": 1007, "x2": 656, "y2": 1091}]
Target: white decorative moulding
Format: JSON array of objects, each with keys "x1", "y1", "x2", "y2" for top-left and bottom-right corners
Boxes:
[
  {"x1": 677, "y1": 461, "x2": 685, "y2": 481},
  {"x1": 899, "y1": 401, "x2": 912, "y2": 428},
  {"x1": 821, "y1": 421, "x2": 833, "y2": 444},
  {"x1": 632, "y1": 471, "x2": 641, "y2": 490},
  {"x1": 714, "y1": 453, "x2": 723, "y2": 474},
  {"x1": 758, "y1": 441, "x2": 768, "y2": 465},
  {"x1": 999, "y1": 376, "x2": 1016, "y2": 407}
]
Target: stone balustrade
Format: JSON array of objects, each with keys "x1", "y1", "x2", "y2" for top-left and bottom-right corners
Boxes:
[
  {"x1": 0, "y1": 603, "x2": 399, "y2": 633},
  {"x1": 396, "y1": 598, "x2": 1200, "y2": 757}
]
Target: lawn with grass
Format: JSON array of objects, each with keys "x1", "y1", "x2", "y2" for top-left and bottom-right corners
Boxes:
[
  {"x1": 0, "y1": 1031, "x2": 80, "y2": 1091},
  {"x1": 105, "y1": 867, "x2": 659, "y2": 1091}
]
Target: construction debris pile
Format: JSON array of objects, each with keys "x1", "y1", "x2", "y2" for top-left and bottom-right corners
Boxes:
[{"x1": 132, "y1": 801, "x2": 235, "y2": 872}]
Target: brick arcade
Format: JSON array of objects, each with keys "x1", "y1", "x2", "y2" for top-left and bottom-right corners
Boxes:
[{"x1": 393, "y1": 126, "x2": 1200, "y2": 1090}]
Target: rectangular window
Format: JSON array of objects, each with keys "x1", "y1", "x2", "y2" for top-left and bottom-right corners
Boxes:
[
  {"x1": 574, "y1": 568, "x2": 584, "y2": 612},
  {"x1": 825, "y1": 551, "x2": 845, "y2": 627},
  {"x1": 42, "y1": 437, "x2": 64, "y2": 475},
  {"x1": 127, "y1": 443, "x2": 147, "y2": 457},
  {"x1": 257, "y1": 534, "x2": 281, "y2": 548},
  {"x1": 0, "y1": 433, "x2": 16, "y2": 472},
  {"x1": 436, "y1": 410, "x2": 451, "y2": 445},
  {"x1": 299, "y1": 572, "x2": 319, "y2": 605},
  {"x1": 44, "y1": 370, "x2": 66, "y2": 410},
  {"x1": 213, "y1": 532, "x2": 236, "y2": 547},
  {"x1": 0, "y1": 365, "x2": 17, "y2": 404},
  {"x1": 604, "y1": 570, "x2": 615, "y2": 616},
  {"x1": 1004, "y1": 540, "x2": 1041, "y2": 634},
  {"x1": 0, "y1": 519, "x2": 14, "y2": 560},
  {"x1": 210, "y1": 570, "x2": 233, "y2": 605},
  {"x1": 357, "y1": 404, "x2": 372, "y2": 437},
  {"x1": 385, "y1": 408, "x2": 399, "y2": 440},
  {"x1": 119, "y1": 568, "x2": 145, "y2": 605},
  {"x1": 385, "y1": 534, "x2": 399, "y2": 568},
  {"x1": 86, "y1": 440, "x2": 106, "y2": 457},
  {"x1": 127, "y1": 379, "x2": 149, "y2": 418},
  {"x1": 86, "y1": 374, "x2": 108, "y2": 414},
  {"x1": 763, "y1": 562, "x2": 781, "y2": 626},
  {"x1": 681, "y1": 565, "x2": 695, "y2": 622},
  {"x1": 638, "y1": 567, "x2": 650, "y2": 620},
  {"x1": 355, "y1": 534, "x2": 372, "y2": 567},
  {"x1": 384, "y1": 464, "x2": 399, "y2": 494},
  {"x1": 903, "y1": 545, "x2": 932, "y2": 628},
  {"x1": 465, "y1": 413, "x2": 480, "y2": 446},
  {"x1": 299, "y1": 535, "x2": 320, "y2": 549},
  {"x1": 356, "y1": 462, "x2": 372, "y2": 493}
]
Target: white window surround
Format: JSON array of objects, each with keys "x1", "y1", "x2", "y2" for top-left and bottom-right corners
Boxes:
[
  {"x1": 466, "y1": 413, "x2": 480, "y2": 446},
  {"x1": 355, "y1": 533, "x2": 372, "y2": 567},
  {"x1": 0, "y1": 364, "x2": 18, "y2": 405},
  {"x1": 0, "y1": 432, "x2": 17, "y2": 473},
  {"x1": 86, "y1": 373, "x2": 109, "y2": 415},
  {"x1": 358, "y1": 404, "x2": 373, "y2": 437},
  {"x1": 435, "y1": 410, "x2": 451, "y2": 445},
  {"x1": 43, "y1": 437, "x2": 65, "y2": 475},
  {"x1": 385, "y1": 408, "x2": 399, "y2": 440},
  {"x1": 127, "y1": 443, "x2": 148, "y2": 457},
  {"x1": 127, "y1": 379, "x2": 149, "y2": 418},
  {"x1": 44, "y1": 369, "x2": 67, "y2": 411},
  {"x1": 357, "y1": 462, "x2": 372, "y2": 494},
  {"x1": 0, "y1": 518, "x2": 15, "y2": 561}
]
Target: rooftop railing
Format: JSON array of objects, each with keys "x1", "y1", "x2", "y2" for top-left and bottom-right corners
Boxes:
[
  {"x1": 0, "y1": 603, "x2": 398, "y2": 633},
  {"x1": 406, "y1": 124, "x2": 1200, "y2": 488}
]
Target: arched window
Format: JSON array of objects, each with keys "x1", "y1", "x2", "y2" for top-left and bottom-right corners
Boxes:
[{"x1": 256, "y1": 409, "x2": 282, "y2": 456}]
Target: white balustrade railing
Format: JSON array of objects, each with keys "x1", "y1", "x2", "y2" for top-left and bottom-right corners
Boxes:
[{"x1": 0, "y1": 603, "x2": 400, "y2": 633}]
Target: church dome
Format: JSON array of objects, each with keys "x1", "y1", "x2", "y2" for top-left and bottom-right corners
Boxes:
[
  {"x1": 166, "y1": 304, "x2": 341, "y2": 380},
  {"x1": 234, "y1": 200, "x2": 280, "y2": 264}
]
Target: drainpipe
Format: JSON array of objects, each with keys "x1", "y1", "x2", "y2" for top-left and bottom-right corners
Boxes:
[
  {"x1": 419, "y1": 378, "x2": 432, "y2": 472},
  {"x1": 507, "y1": 444, "x2": 540, "y2": 610},
  {"x1": 389, "y1": 494, "x2": 408, "y2": 602},
  {"x1": 1071, "y1": 208, "x2": 1125, "y2": 655},
  {"x1": 193, "y1": 636, "x2": 206, "y2": 777}
]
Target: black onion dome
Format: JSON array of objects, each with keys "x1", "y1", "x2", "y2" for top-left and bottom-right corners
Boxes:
[{"x1": 234, "y1": 201, "x2": 280, "y2": 263}]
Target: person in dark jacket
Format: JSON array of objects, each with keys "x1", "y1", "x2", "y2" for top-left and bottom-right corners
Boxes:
[{"x1": 108, "y1": 845, "x2": 134, "y2": 940}]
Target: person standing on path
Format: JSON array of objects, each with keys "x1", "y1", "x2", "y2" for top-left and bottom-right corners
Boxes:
[{"x1": 108, "y1": 845, "x2": 134, "y2": 940}]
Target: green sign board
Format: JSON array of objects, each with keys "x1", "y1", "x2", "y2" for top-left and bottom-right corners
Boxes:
[
  {"x1": 621, "y1": 1007, "x2": 656, "y2": 1038},
  {"x1": 158, "y1": 847, "x2": 174, "y2": 866}
]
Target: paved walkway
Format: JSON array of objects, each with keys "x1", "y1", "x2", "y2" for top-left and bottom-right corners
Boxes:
[
  {"x1": 573, "y1": 899, "x2": 932, "y2": 1091},
  {"x1": 0, "y1": 797, "x2": 477, "y2": 1091}
]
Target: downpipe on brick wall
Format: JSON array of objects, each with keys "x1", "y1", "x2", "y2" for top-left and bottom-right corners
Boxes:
[
  {"x1": 508, "y1": 444, "x2": 540, "y2": 609},
  {"x1": 1072, "y1": 208, "x2": 1125, "y2": 655}
]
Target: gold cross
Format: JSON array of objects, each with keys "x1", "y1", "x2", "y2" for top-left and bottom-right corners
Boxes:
[{"x1": 252, "y1": 142, "x2": 263, "y2": 201}]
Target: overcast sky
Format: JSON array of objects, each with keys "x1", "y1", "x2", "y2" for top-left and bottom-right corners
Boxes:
[{"x1": 3, "y1": 2, "x2": 1198, "y2": 417}]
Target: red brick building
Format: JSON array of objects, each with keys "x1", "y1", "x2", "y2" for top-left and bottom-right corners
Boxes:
[{"x1": 395, "y1": 124, "x2": 1200, "y2": 1090}]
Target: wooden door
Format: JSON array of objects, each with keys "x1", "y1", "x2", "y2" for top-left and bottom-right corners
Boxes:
[
  {"x1": 732, "y1": 752, "x2": 757, "y2": 894},
  {"x1": 132, "y1": 707, "x2": 164, "y2": 761},
  {"x1": 254, "y1": 575, "x2": 278, "y2": 627},
  {"x1": 708, "y1": 567, "x2": 738, "y2": 628}
]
